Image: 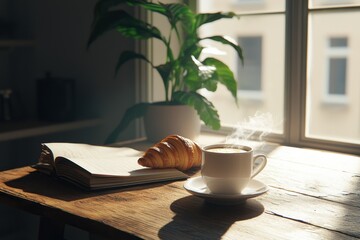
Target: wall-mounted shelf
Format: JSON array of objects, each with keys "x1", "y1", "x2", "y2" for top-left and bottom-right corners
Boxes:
[
  {"x1": 0, "y1": 118, "x2": 103, "y2": 142},
  {"x1": 0, "y1": 39, "x2": 34, "y2": 48}
]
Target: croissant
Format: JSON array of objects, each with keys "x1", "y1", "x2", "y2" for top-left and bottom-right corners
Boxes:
[{"x1": 138, "y1": 135, "x2": 202, "y2": 170}]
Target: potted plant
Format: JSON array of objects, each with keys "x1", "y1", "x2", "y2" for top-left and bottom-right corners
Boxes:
[{"x1": 88, "y1": 0, "x2": 243, "y2": 143}]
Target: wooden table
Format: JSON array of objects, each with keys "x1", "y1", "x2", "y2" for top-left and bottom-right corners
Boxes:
[{"x1": 0, "y1": 135, "x2": 359, "y2": 239}]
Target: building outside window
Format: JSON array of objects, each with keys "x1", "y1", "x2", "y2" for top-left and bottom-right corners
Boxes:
[
  {"x1": 237, "y1": 36, "x2": 263, "y2": 100},
  {"x1": 145, "y1": 0, "x2": 360, "y2": 153},
  {"x1": 198, "y1": 0, "x2": 285, "y2": 133},
  {"x1": 196, "y1": 0, "x2": 360, "y2": 153},
  {"x1": 324, "y1": 37, "x2": 348, "y2": 103},
  {"x1": 306, "y1": 5, "x2": 360, "y2": 144}
]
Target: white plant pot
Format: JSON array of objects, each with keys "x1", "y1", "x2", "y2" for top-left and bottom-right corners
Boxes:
[{"x1": 144, "y1": 104, "x2": 201, "y2": 142}]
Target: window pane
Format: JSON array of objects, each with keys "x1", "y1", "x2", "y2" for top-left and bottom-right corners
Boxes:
[
  {"x1": 330, "y1": 37, "x2": 347, "y2": 47},
  {"x1": 328, "y1": 58, "x2": 346, "y2": 94},
  {"x1": 238, "y1": 37, "x2": 262, "y2": 91},
  {"x1": 310, "y1": 0, "x2": 360, "y2": 9},
  {"x1": 198, "y1": 0, "x2": 285, "y2": 15},
  {"x1": 306, "y1": 9, "x2": 360, "y2": 143},
  {"x1": 198, "y1": 1, "x2": 285, "y2": 133}
]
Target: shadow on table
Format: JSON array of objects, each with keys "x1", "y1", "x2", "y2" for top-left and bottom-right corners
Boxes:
[
  {"x1": 158, "y1": 196, "x2": 264, "y2": 239},
  {"x1": 338, "y1": 164, "x2": 360, "y2": 239},
  {"x1": 4, "y1": 170, "x2": 173, "y2": 202}
]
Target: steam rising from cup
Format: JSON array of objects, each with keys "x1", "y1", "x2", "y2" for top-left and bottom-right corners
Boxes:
[{"x1": 225, "y1": 112, "x2": 275, "y2": 150}]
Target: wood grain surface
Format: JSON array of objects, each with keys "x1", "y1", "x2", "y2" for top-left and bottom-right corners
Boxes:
[{"x1": 0, "y1": 136, "x2": 359, "y2": 239}]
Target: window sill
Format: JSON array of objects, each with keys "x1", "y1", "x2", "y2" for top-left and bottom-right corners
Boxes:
[
  {"x1": 116, "y1": 131, "x2": 360, "y2": 165},
  {"x1": 321, "y1": 95, "x2": 348, "y2": 106},
  {"x1": 238, "y1": 90, "x2": 264, "y2": 101}
]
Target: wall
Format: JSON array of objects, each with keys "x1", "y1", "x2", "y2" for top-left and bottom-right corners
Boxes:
[
  {"x1": 308, "y1": 10, "x2": 360, "y2": 141},
  {"x1": 7, "y1": 0, "x2": 136, "y2": 141},
  {"x1": 0, "y1": 0, "x2": 137, "y2": 239}
]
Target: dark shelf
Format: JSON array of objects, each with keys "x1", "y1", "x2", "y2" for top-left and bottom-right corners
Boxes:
[{"x1": 0, "y1": 118, "x2": 102, "y2": 142}]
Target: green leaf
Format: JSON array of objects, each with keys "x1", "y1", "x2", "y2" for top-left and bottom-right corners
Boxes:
[
  {"x1": 116, "y1": 25, "x2": 161, "y2": 40},
  {"x1": 88, "y1": 10, "x2": 162, "y2": 48},
  {"x1": 155, "y1": 62, "x2": 174, "y2": 100},
  {"x1": 202, "y1": 35, "x2": 244, "y2": 65},
  {"x1": 129, "y1": 0, "x2": 167, "y2": 15},
  {"x1": 160, "y1": 3, "x2": 193, "y2": 28},
  {"x1": 115, "y1": 51, "x2": 152, "y2": 76},
  {"x1": 183, "y1": 55, "x2": 218, "y2": 92},
  {"x1": 93, "y1": 0, "x2": 128, "y2": 21},
  {"x1": 183, "y1": 67, "x2": 202, "y2": 91},
  {"x1": 173, "y1": 91, "x2": 220, "y2": 130},
  {"x1": 203, "y1": 58, "x2": 238, "y2": 100},
  {"x1": 180, "y1": 42, "x2": 202, "y2": 65},
  {"x1": 202, "y1": 79, "x2": 218, "y2": 92},
  {"x1": 184, "y1": 68, "x2": 218, "y2": 92},
  {"x1": 93, "y1": 0, "x2": 167, "y2": 17},
  {"x1": 195, "y1": 12, "x2": 237, "y2": 28},
  {"x1": 113, "y1": 11, "x2": 162, "y2": 40},
  {"x1": 180, "y1": 11, "x2": 196, "y2": 35},
  {"x1": 105, "y1": 102, "x2": 150, "y2": 144}
]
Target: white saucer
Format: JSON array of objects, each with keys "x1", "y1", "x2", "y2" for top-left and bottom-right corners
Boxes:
[{"x1": 183, "y1": 176, "x2": 269, "y2": 205}]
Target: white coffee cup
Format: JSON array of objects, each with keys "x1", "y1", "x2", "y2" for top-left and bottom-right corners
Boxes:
[{"x1": 201, "y1": 144, "x2": 267, "y2": 194}]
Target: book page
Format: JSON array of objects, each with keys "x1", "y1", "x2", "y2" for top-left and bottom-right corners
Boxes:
[
  {"x1": 45, "y1": 143, "x2": 143, "y2": 160},
  {"x1": 46, "y1": 143, "x2": 184, "y2": 177},
  {"x1": 63, "y1": 156, "x2": 149, "y2": 176}
]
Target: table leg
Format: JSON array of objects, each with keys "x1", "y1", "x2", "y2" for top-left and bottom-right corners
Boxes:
[{"x1": 38, "y1": 216, "x2": 65, "y2": 240}]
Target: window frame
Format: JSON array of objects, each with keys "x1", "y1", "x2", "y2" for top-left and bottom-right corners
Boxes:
[
  {"x1": 136, "y1": 0, "x2": 360, "y2": 155},
  {"x1": 288, "y1": 0, "x2": 360, "y2": 154}
]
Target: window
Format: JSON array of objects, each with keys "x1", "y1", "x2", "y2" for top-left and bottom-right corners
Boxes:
[
  {"x1": 325, "y1": 37, "x2": 348, "y2": 102},
  {"x1": 142, "y1": 0, "x2": 360, "y2": 154},
  {"x1": 196, "y1": 0, "x2": 360, "y2": 153},
  {"x1": 306, "y1": 1, "x2": 360, "y2": 147},
  {"x1": 237, "y1": 36, "x2": 263, "y2": 95},
  {"x1": 198, "y1": 0, "x2": 285, "y2": 133},
  {"x1": 328, "y1": 58, "x2": 346, "y2": 95}
]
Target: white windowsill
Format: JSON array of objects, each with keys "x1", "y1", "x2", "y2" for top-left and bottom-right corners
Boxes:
[
  {"x1": 238, "y1": 90, "x2": 264, "y2": 101},
  {"x1": 321, "y1": 95, "x2": 348, "y2": 106}
]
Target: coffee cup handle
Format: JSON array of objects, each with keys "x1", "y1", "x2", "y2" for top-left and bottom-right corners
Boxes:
[{"x1": 251, "y1": 155, "x2": 267, "y2": 178}]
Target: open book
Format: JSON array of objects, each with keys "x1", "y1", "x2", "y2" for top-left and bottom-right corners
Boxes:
[{"x1": 33, "y1": 143, "x2": 188, "y2": 190}]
